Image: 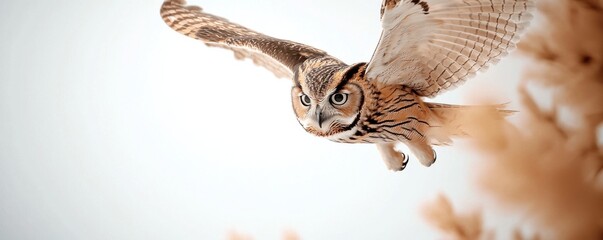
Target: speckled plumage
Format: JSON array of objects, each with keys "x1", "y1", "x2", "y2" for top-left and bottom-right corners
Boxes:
[{"x1": 160, "y1": 0, "x2": 533, "y2": 171}]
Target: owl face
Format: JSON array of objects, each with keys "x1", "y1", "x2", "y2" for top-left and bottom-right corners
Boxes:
[{"x1": 291, "y1": 67, "x2": 365, "y2": 137}]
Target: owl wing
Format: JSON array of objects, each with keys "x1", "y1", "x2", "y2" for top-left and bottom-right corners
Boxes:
[
  {"x1": 160, "y1": 0, "x2": 328, "y2": 79},
  {"x1": 367, "y1": 0, "x2": 534, "y2": 97}
]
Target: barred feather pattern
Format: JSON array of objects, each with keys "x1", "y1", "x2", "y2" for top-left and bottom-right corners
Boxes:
[
  {"x1": 160, "y1": 0, "x2": 328, "y2": 79},
  {"x1": 368, "y1": 0, "x2": 535, "y2": 97},
  {"x1": 335, "y1": 78, "x2": 443, "y2": 167}
]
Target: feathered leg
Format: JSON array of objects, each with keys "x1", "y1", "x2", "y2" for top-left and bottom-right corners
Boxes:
[
  {"x1": 376, "y1": 143, "x2": 409, "y2": 171},
  {"x1": 406, "y1": 140, "x2": 436, "y2": 167}
]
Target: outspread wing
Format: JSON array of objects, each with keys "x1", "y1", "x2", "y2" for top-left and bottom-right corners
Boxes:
[
  {"x1": 368, "y1": 0, "x2": 534, "y2": 97},
  {"x1": 160, "y1": 0, "x2": 328, "y2": 79}
]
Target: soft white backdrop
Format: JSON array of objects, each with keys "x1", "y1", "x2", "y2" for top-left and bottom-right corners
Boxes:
[{"x1": 0, "y1": 0, "x2": 525, "y2": 239}]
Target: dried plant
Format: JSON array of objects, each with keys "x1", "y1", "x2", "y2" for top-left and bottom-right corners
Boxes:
[
  {"x1": 422, "y1": 194, "x2": 492, "y2": 240},
  {"x1": 422, "y1": 195, "x2": 547, "y2": 240},
  {"x1": 425, "y1": 0, "x2": 603, "y2": 239}
]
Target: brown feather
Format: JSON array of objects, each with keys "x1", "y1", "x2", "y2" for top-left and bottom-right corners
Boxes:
[{"x1": 160, "y1": 0, "x2": 329, "y2": 79}]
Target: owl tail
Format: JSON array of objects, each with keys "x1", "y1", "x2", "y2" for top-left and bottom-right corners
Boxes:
[{"x1": 424, "y1": 102, "x2": 514, "y2": 145}]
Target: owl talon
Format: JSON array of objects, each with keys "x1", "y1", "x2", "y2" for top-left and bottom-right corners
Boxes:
[
  {"x1": 376, "y1": 143, "x2": 409, "y2": 171},
  {"x1": 398, "y1": 152, "x2": 409, "y2": 171}
]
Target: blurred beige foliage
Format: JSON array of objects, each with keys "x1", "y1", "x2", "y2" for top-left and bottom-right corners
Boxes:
[
  {"x1": 422, "y1": 194, "x2": 493, "y2": 240},
  {"x1": 425, "y1": 0, "x2": 603, "y2": 239}
]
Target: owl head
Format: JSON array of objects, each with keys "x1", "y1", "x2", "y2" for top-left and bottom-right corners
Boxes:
[{"x1": 291, "y1": 62, "x2": 367, "y2": 137}]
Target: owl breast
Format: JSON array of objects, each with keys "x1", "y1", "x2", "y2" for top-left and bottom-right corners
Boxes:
[{"x1": 327, "y1": 84, "x2": 430, "y2": 145}]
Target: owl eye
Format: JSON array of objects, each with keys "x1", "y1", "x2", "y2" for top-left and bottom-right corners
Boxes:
[
  {"x1": 300, "y1": 94, "x2": 311, "y2": 106},
  {"x1": 330, "y1": 93, "x2": 348, "y2": 105}
]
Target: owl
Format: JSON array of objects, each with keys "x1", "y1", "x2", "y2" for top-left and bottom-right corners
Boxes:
[{"x1": 160, "y1": 0, "x2": 533, "y2": 171}]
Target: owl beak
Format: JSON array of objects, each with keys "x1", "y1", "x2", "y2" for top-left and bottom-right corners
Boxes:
[{"x1": 315, "y1": 106, "x2": 324, "y2": 128}]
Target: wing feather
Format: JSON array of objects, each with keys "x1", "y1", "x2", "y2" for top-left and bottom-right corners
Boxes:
[
  {"x1": 369, "y1": 0, "x2": 534, "y2": 97},
  {"x1": 160, "y1": 0, "x2": 328, "y2": 79}
]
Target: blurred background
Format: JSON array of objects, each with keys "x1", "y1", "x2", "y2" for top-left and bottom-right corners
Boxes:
[{"x1": 0, "y1": 0, "x2": 543, "y2": 239}]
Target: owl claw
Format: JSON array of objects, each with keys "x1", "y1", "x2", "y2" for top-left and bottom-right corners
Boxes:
[
  {"x1": 376, "y1": 143, "x2": 409, "y2": 171},
  {"x1": 397, "y1": 152, "x2": 410, "y2": 171}
]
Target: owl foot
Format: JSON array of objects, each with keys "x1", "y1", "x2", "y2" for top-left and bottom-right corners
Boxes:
[
  {"x1": 398, "y1": 152, "x2": 409, "y2": 171},
  {"x1": 376, "y1": 143, "x2": 409, "y2": 171},
  {"x1": 407, "y1": 142, "x2": 437, "y2": 167}
]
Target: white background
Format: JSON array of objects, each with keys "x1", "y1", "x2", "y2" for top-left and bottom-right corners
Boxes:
[{"x1": 0, "y1": 0, "x2": 525, "y2": 239}]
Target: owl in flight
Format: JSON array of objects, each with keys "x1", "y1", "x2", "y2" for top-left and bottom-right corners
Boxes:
[{"x1": 160, "y1": 0, "x2": 533, "y2": 171}]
